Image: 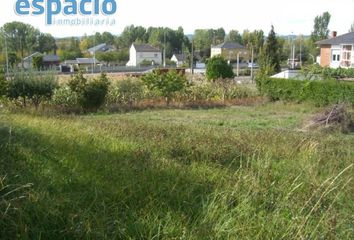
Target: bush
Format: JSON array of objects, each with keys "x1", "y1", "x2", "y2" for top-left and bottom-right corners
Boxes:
[
  {"x1": 260, "y1": 77, "x2": 354, "y2": 106},
  {"x1": 7, "y1": 71, "x2": 58, "y2": 109},
  {"x1": 68, "y1": 72, "x2": 110, "y2": 112},
  {"x1": 301, "y1": 64, "x2": 354, "y2": 80},
  {"x1": 0, "y1": 70, "x2": 7, "y2": 99},
  {"x1": 206, "y1": 56, "x2": 234, "y2": 81},
  {"x1": 82, "y1": 74, "x2": 110, "y2": 111},
  {"x1": 107, "y1": 78, "x2": 144, "y2": 108},
  {"x1": 52, "y1": 86, "x2": 79, "y2": 108},
  {"x1": 142, "y1": 70, "x2": 188, "y2": 105}
]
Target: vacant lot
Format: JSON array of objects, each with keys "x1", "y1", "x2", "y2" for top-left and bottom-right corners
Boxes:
[{"x1": 1, "y1": 103, "x2": 353, "y2": 239}]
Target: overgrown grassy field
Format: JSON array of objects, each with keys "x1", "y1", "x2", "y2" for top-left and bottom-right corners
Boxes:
[{"x1": 1, "y1": 103, "x2": 353, "y2": 239}]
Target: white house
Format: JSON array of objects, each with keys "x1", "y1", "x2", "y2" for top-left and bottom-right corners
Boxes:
[
  {"x1": 316, "y1": 31, "x2": 354, "y2": 68},
  {"x1": 126, "y1": 43, "x2": 162, "y2": 67},
  {"x1": 171, "y1": 53, "x2": 186, "y2": 67},
  {"x1": 210, "y1": 42, "x2": 247, "y2": 60}
]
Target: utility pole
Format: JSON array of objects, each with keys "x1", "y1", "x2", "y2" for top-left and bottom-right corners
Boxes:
[
  {"x1": 4, "y1": 34, "x2": 9, "y2": 77},
  {"x1": 92, "y1": 32, "x2": 95, "y2": 74},
  {"x1": 163, "y1": 31, "x2": 166, "y2": 67},
  {"x1": 250, "y1": 46, "x2": 254, "y2": 82},
  {"x1": 190, "y1": 39, "x2": 194, "y2": 75},
  {"x1": 299, "y1": 36, "x2": 302, "y2": 67}
]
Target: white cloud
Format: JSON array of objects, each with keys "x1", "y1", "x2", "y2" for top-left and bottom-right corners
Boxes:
[{"x1": 1, "y1": 0, "x2": 353, "y2": 37}]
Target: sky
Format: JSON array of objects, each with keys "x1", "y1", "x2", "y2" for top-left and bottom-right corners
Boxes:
[{"x1": 1, "y1": 0, "x2": 354, "y2": 38}]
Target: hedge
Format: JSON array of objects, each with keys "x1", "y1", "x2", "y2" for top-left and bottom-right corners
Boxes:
[{"x1": 259, "y1": 78, "x2": 354, "y2": 106}]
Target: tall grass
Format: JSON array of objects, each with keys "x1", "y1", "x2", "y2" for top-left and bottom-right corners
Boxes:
[{"x1": 0, "y1": 104, "x2": 353, "y2": 239}]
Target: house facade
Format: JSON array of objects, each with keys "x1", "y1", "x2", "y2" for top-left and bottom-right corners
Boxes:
[
  {"x1": 23, "y1": 52, "x2": 60, "y2": 69},
  {"x1": 126, "y1": 43, "x2": 162, "y2": 67},
  {"x1": 317, "y1": 32, "x2": 354, "y2": 68},
  {"x1": 210, "y1": 42, "x2": 248, "y2": 61},
  {"x1": 171, "y1": 54, "x2": 186, "y2": 67}
]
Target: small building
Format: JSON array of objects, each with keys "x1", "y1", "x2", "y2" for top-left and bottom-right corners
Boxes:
[
  {"x1": 87, "y1": 43, "x2": 114, "y2": 55},
  {"x1": 211, "y1": 42, "x2": 248, "y2": 61},
  {"x1": 64, "y1": 58, "x2": 100, "y2": 72},
  {"x1": 316, "y1": 31, "x2": 354, "y2": 68},
  {"x1": 126, "y1": 43, "x2": 162, "y2": 67},
  {"x1": 23, "y1": 52, "x2": 60, "y2": 69},
  {"x1": 171, "y1": 53, "x2": 187, "y2": 67}
]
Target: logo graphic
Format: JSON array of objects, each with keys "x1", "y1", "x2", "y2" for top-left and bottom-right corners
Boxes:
[{"x1": 14, "y1": 0, "x2": 117, "y2": 26}]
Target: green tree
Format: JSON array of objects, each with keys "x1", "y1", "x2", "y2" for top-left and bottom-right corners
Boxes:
[
  {"x1": 206, "y1": 56, "x2": 235, "y2": 81},
  {"x1": 0, "y1": 69, "x2": 7, "y2": 98},
  {"x1": 311, "y1": 12, "x2": 331, "y2": 42},
  {"x1": 0, "y1": 22, "x2": 40, "y2": 63},
  {"x1": 142, "y1": 70, "x2": 188, "y2": 105},
  {"x1": 263, "y1": 25, "x2": 281, "y2": 73},
  {"x1": 7, "y1": 71, "x2": 58, "y2": 109},
  {"x1": 242, "y1": 30, "x2": 265, "y2": 60},
  {"x1": 68, "y1": 71, "x2": 110, "y2": 112},
  {"x1": 32, "y1": 55, "x2": 44, "y2": 70},
  {"x1": 226, "y1": 30, "x2": 242, "y2": 44},
  {"x1": 35, "y1": 33, "x2": 57, "y2": 53}
]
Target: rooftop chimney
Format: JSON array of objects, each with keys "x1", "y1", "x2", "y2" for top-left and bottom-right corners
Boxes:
[{"x1": 331, "y1": 31, "x2": 337, "y2": 38}]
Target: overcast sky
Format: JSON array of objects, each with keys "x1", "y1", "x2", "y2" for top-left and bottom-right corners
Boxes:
[{"x1": 1, "y1": 0, "x2": 354, "y2": 37}]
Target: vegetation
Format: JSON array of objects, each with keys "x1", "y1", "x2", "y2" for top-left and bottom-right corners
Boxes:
[
  {"x1": 206, "y1": 56, "x2": 235, "y2": 81},
  {"x1": 32, "y1": 55, "x2": 44, "y2": 70},
  {"x1": 263, "y1": 25, "x2": 281, "y2": 73},
  {"x1": 142, "y1": 71, "x2": 188, "y2": 105},
  {"x1": 6, "y1": 71, "x2": 58, "y2": 109},
  {"x1": 0, "y1": 103, "x2": 353, "y2": 239},
  {"x1": 68, "y1": 72, "x2": 110, "y2": 112},
  {"x1": 259, "y1": 77, "x2": 354, "y2": 106},
  {"x1": 302, "y1": 64, "x2": 354, "y2": 80}
]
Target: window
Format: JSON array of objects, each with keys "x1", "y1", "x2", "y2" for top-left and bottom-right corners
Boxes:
[
  {"x1": 332, "y1": 53, "x2": 340, "y2": 62},
  {"x1": 341, "y1": 45, "x2": 352, "y2": 67}
]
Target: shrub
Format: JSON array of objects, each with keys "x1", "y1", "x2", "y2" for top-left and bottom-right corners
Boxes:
[
  {"x1": 7, "y1": 71, "x2": 58, "y2": 109},
  {"x1": 32, "y1": 55, "x2": 44, "y2": 70},
  {"x1": 260, "y1": 77, "x2": 354, "y2": 106},
  {"x1": 107, "y1": 78, "x2": 144, "y2": 108},
  {"x1": 206, "y1": 56, "x2": 234, "y2": 81},
  {"x1": 82, "y1": 73, "x2": 110, "y2": 111},
  {"x1": 0, "y1": 70, "x2": 7, "y2": 99},
  {"x1": 52, "y1": 86, "x2": 79, "y2": 108},
  {"x1": 142, "y1": 70, "x2": 188, "y2": 105},
  {"x1": 68, "y1": 72, "x2": 110, "y2": 112}
]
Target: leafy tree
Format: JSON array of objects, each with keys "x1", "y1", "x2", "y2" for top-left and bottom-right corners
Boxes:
[
  {"x1": 311, "y1": 12, "x2": 331, "y2": 42},
  {"x1": 263, "y1": 25, "x2": 281, "y2": 73},
  {"x1": 68, "y1": 71, "x2": 110, "y2": 111},
  {"x1": 242, "y1": 30, "x2": 265, "y2": 60},
  {"x1": 7, "y1": 71, "x2": 58, "y2": 109},
  {"x1": 0, "y1": 69, "x2": 7, "y2": 98},
  {"x1": 32, "y1": 55, "x2": 44, "y2": 70},
  {"x1": 35, "y1": 33, "x2": 57, "y2": 53},
  {"x1": 8, "y1": 52, "x2": 18, "y2": 68},
  {"x1": 142, "y1": 70, "x2": 188, "y2": 105},
  {"x1": 226, "y1": 30, "x2": 242, "y2": 44},
  {"x1": 206, "y1": 56, "x2": 235, "y2": 81},
  {"x1": 1, "y1": 22, "x2": 40, "y2": 63}
]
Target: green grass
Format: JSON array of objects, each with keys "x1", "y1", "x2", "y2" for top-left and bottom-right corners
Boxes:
[{"x1": 0, "y1": 102, "x2": 353, "y2": 239}]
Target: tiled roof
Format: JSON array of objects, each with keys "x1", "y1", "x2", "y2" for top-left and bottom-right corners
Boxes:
[
  {"x1": 316, "y1": 32, "x2": 354, "y2": 45},
  {"x1": 172, "y1": 53, "x2": 186, "y2": 61},
  {"x1": 76, "y1": 58, "x2": 100, "y2": 64},
  {"x1": 43, "y1": 55, "x2": 59, "y2": 62},
  {"x1": 87, "y1": 43, "x2": 113, "y2": 53},
  {"x1": 133, "y1": 43, "x2": 160, "y2": 52},
  {"x1": 212, "y1": 42, "x2": 246, "y2": 50}
]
